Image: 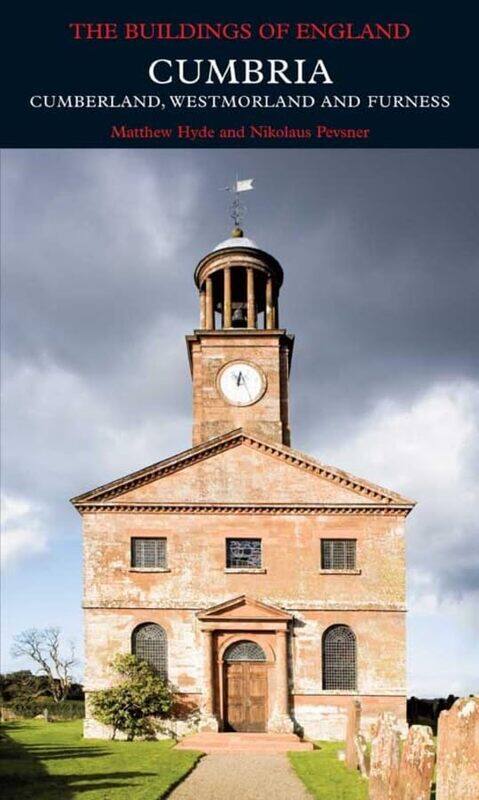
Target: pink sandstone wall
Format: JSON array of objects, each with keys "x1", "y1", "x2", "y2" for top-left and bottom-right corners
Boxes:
[
  {"x1": 83, "y1": 506, "x2": 406, "y2": 738},
  {"x1": 83, "y1": 604, "x2": 406, "y2": 739},
  {"x1": 83, "y1": 511, "x2": 405, "y2": 609}
]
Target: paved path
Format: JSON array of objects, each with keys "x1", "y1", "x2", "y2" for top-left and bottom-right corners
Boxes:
[{"x1": 168, "y1": 753, "x2": 312, "y2": 800}]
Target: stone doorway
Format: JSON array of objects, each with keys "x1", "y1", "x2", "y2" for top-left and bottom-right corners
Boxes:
[
  {"x1": 223, "y1": 640, "x2": 268, "y2": 732},
  {"x1": 197, "y1": 595, "x2": 294, "y2": 734}
]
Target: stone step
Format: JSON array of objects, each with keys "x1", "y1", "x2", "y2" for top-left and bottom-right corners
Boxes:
[
  {"x1": 175, "y1": 732, "x2": 314, "y2": 754},
  {"x1": 190, "y1": 737, "x2": 305, "y2": 740},
  {"x1": 181, "y1": 733, "x2": 301, "y2": 740},
  {"x1": 183, "y1": 743, "x2": 314, "y2": 753}
]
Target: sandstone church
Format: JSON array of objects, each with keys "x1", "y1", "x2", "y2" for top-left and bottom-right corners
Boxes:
[{"x1": 72, "y1": 225, "x2": 414, "y2": 740}]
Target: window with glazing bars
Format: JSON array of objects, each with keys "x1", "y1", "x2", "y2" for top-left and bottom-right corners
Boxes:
[
  {"x1": 131, "y1": 537, "x2": 167, "y2": 568},
  {"x1": 224, "y1": 640, "x2": 267, "y2": 662},
  {"x1": 322, "y1": 625, "x2": 357, "y2": 690},
  {"x1": 226, "y1": 538, "x2": 262, "y2": 569},
  {"x1": 132, "y1": 623, "x2": 168, "y2": 679},
  {"x1": 321, "y1": 539, "x2": 356, "y2": 570}
]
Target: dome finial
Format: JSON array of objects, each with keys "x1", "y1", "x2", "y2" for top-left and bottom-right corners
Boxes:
[{"x1": 219, "y1": 176, "x2": 255, "y2": 231}]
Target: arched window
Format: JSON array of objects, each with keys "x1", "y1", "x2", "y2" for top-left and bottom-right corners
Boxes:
[
  {"x1": 224, "y1": 640, "x2": 266, "y2": 662},
  {"x1": 322, "y1": 625, "x2": 357, "y2": 690},
  {"x1": 132, "y1": 623, "x2": 168, "y2": 679}
]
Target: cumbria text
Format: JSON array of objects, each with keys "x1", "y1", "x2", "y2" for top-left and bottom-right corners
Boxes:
[{"x1": 147, "y1": 59, "x2": 333, "y2": 85}]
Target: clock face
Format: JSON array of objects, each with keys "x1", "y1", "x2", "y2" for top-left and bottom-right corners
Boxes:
[{"x1": 218, "y1": 362, "x2": 266, "y2": 406}]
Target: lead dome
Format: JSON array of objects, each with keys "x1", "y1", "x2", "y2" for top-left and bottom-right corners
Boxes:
[{"x1": 213, "y1": 234, "x2": 259, "y2": 252}]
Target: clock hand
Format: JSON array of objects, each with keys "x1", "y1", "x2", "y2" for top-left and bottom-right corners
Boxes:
[
  {"x1": 236, "y1": 371, "x2": 244, "y2": 387},
  {"x1": 242, "y1": 377, "x2": 253, "y2": 401}
]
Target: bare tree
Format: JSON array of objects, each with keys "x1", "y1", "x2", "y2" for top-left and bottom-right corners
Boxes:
[{"x1": 11, "y1": 627, "x2": 77, "y2": 703}]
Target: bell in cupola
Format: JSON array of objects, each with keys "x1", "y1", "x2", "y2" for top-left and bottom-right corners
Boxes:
[{"x1": 232, "y1": 304, "x2": 247, "y2": 328}]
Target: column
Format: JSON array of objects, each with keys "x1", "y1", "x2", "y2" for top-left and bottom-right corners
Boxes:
[
  {"x1": 205, "y1": 277, "x2": 214, "y2": 330},
  {"x1": 223, "y1": 267, "x2": 232, "y2": 328},
  {"x1": 202, "y1": 629, "x2": 215, "y2": 717},
  {"x1": 199, "y1": 286, "x2": 206, "y2": 329},
  {"x1": 247, "y1": 267, "x2": 256, "y2": 328},
  {"x1": 275, "y1": 629, "x2": 289, "y2": 719},
  {"x1": 266, "y1": 276, "x2": 274, "y2": 329}
]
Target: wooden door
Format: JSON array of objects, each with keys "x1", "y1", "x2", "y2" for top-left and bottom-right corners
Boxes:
[{"x1": 225, "y1": 662, "x2": 267, "y2": 732}]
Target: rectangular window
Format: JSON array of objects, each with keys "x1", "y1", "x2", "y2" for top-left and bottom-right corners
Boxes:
[
  {"x1": 226, "y1": 538, "x2": 262, "y2": 569},
  {"x1": 321, "y1": 539, "x2": 356, "y2": 570},
  {"x1": 131, "y1": 537, "x2": 167, "y2": 569}
]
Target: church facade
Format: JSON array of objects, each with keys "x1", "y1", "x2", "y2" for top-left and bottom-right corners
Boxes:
[{"x1": 73, "y1": 228, "x2": 414, "y2": 740}]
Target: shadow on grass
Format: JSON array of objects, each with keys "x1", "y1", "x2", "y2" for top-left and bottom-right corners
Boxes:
[
  {"x1": 0, "y1": 729, "x2": 156, "y2": 800},
  {"x1": 16, "y1": 744, "x2": 109, "y2": 760}
]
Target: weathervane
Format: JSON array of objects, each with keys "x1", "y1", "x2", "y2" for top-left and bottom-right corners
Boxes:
[{"x1": 220, "y1": 176, "x2": 254, "y2": 230}]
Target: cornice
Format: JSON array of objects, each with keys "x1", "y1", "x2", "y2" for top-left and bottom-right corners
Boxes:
[
  {"x1": 75, "y1": 501, "x2": 412, "y2": 516},
  {"x1": 185, "y1": 329, "x2": 294, "y2": 374},
  {"x1": 187, "y1": 329, "x2": 291, "y2": 338},
  {"x1": 194, "y1": 246, "x2": 284, "y2": 288},
  {"x1": 83, "y1": 602, "x2": 407, "y2": 612}
]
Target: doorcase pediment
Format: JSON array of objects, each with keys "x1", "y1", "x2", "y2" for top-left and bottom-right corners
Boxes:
[{"x1": 197, "y1": 594, "x2": 292, "y2": 631}]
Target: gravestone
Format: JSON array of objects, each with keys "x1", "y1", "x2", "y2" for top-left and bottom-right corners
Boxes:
[
  {"x1": 354, "y1": 732, "x2": 370, "y2": 777},
  {"x1": 369, "y1": 712, "x2": 401, "y2": 800},
  {"x1": 345, "y1": 699, "x2": 361, "y2": 770},
  {"x1": 436, "y1": 695, "x2": 479, "y2": 800},
  {"x1": 399, "y1": 724, "x2": 435, "y2": 800}
]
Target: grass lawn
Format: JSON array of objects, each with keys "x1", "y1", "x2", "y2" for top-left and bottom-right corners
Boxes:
[
  {"x1": 289, "y1": 741, "x2": 368, "y2": 800},
  {"x1": 0, "y1": 720, "x2": 201, "y2": 800}
]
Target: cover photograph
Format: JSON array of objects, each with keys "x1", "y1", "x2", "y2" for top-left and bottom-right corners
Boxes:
[{"x1": 1, "y1": 7, "x2": 478, "y2": 799}]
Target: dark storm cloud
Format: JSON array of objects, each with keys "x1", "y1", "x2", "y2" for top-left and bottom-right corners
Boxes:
[
  {"x1": 4, "y1": 150, "x2": 478, "y2": 416},
  {"x1": 275, "y1": 152, "x2": 479, "y2": 438},
  {"x1": 2, "y1": 149, "x2": 479, "y2": 685},
  {"x1": 3, "y1": 150, "x2": 199, "y2": 371}
]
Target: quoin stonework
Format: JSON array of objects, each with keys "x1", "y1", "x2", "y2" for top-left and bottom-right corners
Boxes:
[{"x1": 72, "y1": 226, "x2": 414, "y2": 739}]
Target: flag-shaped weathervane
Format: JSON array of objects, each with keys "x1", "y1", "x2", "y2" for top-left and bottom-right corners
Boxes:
[
  {"x1": 234, "y1": 178, "x2": 254, "y2": 192},
  {"x1": 220, "y1": 176, "x2": 255, "y2": 228}
]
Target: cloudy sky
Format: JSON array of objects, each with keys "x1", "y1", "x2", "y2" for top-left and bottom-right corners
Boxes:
[{"x1": 1, "y1": 148, "x2": 478, "y2": 697}]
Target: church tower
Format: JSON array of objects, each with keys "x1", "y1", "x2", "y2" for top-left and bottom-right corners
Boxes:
[{"x1": 187, "y1": 227, "x2": 294, "y2": 446}]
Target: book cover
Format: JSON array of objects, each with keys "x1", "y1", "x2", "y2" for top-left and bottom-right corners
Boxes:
[{"x1": 1, "y1": 5, "x2": 477, "y2": 798}]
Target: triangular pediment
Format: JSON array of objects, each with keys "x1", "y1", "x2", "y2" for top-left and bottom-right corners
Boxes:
[
  {"x1": 71, "y1": 428, "x2": 414, "y2": 509},
  {"x1": 197, "y1": 595, "x2": 292, "y2": 622}
]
